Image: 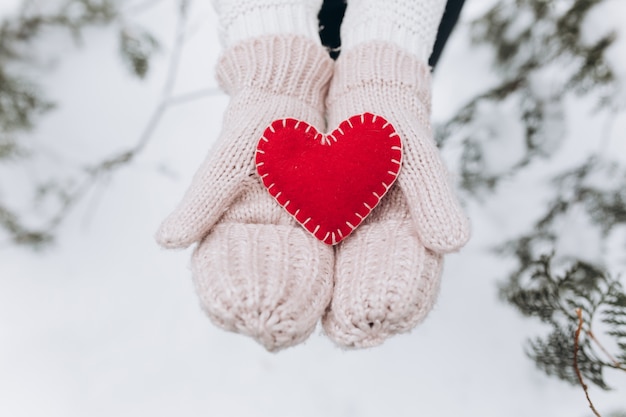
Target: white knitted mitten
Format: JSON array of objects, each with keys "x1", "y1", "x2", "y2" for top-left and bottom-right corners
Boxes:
[
  {"x1": 156, "y1": 34, "x2": 334, "y2": 351},
  {"x1": 323, "y1": 185, "x2": 444, "y2": 348},
  {"x1": 322, "y1": 0, "x2": 471, "y2": 348}
]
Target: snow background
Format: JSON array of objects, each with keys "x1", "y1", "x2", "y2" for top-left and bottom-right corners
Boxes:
[{"x1": 1, "y1": 0, "x2": 625, "y2": 416}]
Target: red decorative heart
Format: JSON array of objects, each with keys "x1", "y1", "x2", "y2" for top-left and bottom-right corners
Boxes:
[{"x1": 255, "y1": 113, "x2": 402, "y2": 245}]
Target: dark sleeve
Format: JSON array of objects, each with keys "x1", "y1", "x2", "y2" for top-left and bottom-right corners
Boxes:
[
  {"x1": 318, "y1": 0, "x2": 346, "y2": 60},
  {"x1": 318, "y1": 0, "x2": 466, "y2": 70},
  {"x1": 429, "y1": 0, "x2": 466, "y2": 69}
]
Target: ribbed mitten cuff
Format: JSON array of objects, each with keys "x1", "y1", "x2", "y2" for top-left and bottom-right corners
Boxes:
[
  {"x1": 217, "y1": 35, "x2": 333, "y2": 109},
  {"x1": 327, "y1": 41, "x2": 432, "y2": 121}
]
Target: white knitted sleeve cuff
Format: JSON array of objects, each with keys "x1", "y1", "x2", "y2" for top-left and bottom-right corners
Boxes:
[
  {"x1": 340, "y1": 0, "x2": 447, "y2": 62},
  {"x1": 212, "y1": 0, "x2": 323, "y2": 47}
]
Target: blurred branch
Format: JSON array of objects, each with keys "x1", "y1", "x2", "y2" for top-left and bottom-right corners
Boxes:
[
  {"x1": 440, "y1": 2, "x2": 626, "y2": 396},
  {"x1": 40, "y1": 0, "x2": 209, "y2": 235},
  {"x1": 575, "y1": 308, "x2": 603, "y2": 417},
  {"x1": 0, "y1": 0, "x2": 222, "y2": 247},
  {"x1": 117, "y1": 0, "x2": 204, "y2": 157},
  {"x1": 0, "y1": 206, "x2": 53, "y2": 248},
  {"x1": 167, "y1": 87, "x2": 220, "y2": 106},
  {"x1": 132, "y1": 0, "x2": 189, "y2": 154},
  {"x1": 440, "y1": 0, "x2": 619, "y2": 197},
  {"x1": 0, "y1": 0, "x2": 118, "y2": 143}
]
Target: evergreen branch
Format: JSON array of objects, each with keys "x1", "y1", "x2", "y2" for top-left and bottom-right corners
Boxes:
[
  {"x1": 0, "y1": 205, "x2": 52, "y2": 247},
  {"x1": 501, "y1": 249, "x2": 625, "y2": 388},
  {"x1": 0, "y1": 0, "x2": 118, "y2": 56},
  {"x1": 443, "y1": 0, "x2": 620, "y2": 201},
  {"x1": 575, "y1": 308, "x2": 603, "y2": 417}
]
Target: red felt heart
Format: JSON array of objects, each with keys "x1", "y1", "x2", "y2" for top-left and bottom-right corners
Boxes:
[{"x1": 255, "y1": 112, "x2": 402, "y2": 245}]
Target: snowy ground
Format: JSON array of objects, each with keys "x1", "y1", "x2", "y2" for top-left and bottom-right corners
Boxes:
[{"x1": 1, "y1": 1, "x2": 625, "y2": 416}]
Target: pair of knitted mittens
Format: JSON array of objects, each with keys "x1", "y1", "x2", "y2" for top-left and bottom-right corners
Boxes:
[{"x1": 156, "y1": 35, "x2": 469, "y2": 351}]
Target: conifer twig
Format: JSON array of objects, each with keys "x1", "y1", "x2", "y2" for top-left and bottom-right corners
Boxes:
[{"x1": 574, "y1": 308, "x2": 602, "y2": 417}]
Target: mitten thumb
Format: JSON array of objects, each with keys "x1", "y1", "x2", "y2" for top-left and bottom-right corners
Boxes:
[
  {"x1": 156, "y1": 146, "x2": 248, "y2": 249},
  {"x1": 400, "y1": 128, "x2": 470, "y2": 254}
]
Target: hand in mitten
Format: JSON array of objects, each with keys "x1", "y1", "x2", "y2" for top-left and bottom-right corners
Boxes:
[
  {"x1": 156, "y1": 36, "x2": 334, "y2": 352},
  {"x1": 322, "y1": 42, "x2": 470, "y2": 348}
]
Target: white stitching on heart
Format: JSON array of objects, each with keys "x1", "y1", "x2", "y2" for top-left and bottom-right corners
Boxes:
[{"x1": 256, "y1": 113, "x2": 403, "y2": 246}]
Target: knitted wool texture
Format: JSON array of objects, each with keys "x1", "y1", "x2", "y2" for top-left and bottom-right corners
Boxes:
[
  {"x1": 212, "y1": 0, "x2": 323, "y2": 46},
  {"x1": 341, "y1": 0, "x2": 447, "y2": 62},
  {"x1": 322, "y1": 42, "x2": 470, "y2": 348},
  {"x1": 156, "y1": 36, "x2": 335, "y2": 351}
]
